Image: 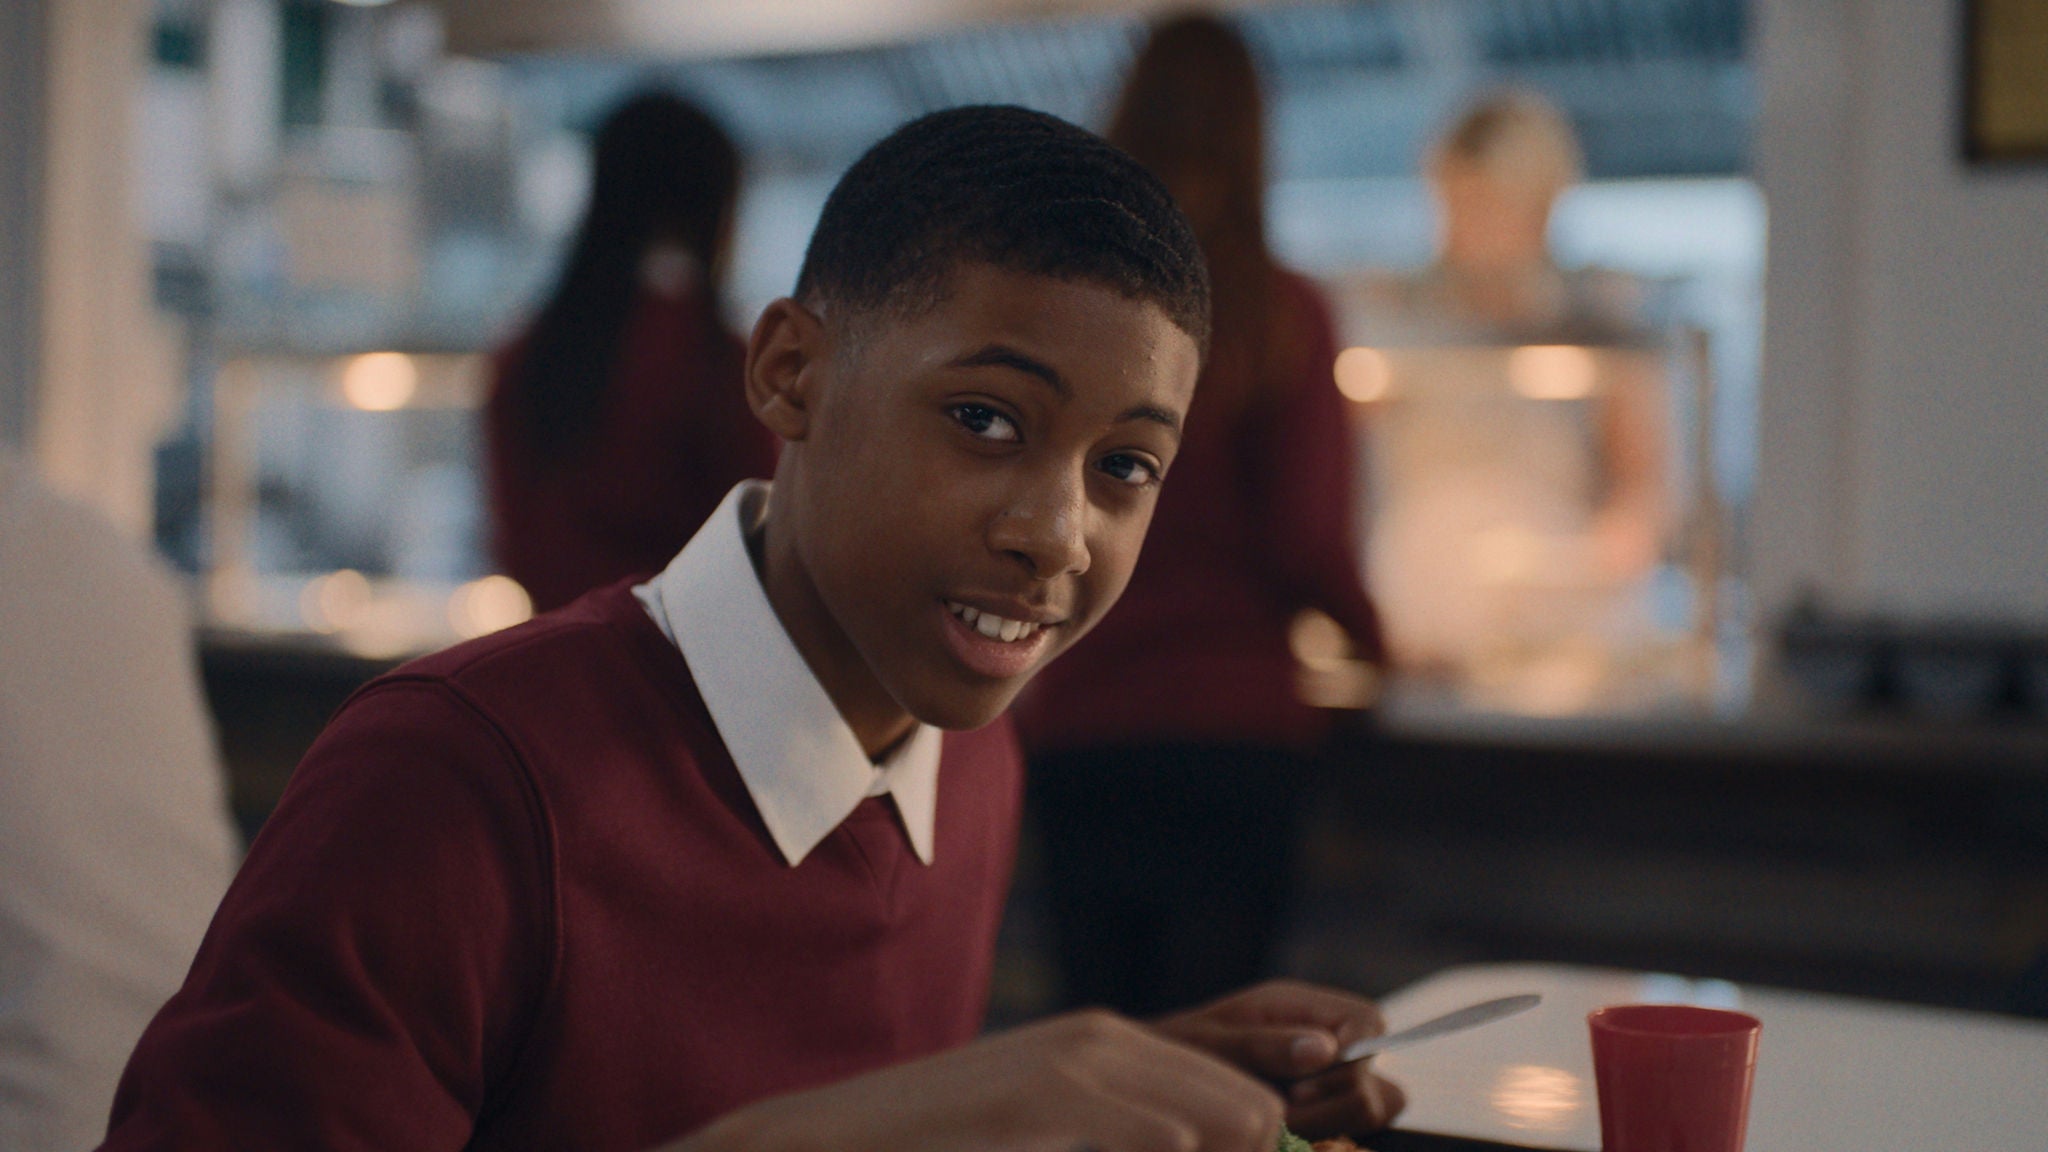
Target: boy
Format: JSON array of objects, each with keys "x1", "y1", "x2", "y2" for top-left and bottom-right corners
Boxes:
[{"x1": 101, "y1": 106, "x2": 1403, "y2": 1151}]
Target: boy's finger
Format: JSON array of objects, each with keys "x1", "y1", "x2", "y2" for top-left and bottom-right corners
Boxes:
[
  {"x1": 1061, "y1": 1089, "x2": 1202, "y2": 1152},
  {"x1": 1265, "y1": 1026, "x2": 1342, "y2": 1077},
  {"x1": 1285, "y1": 1072, "x2": 1407, "y2": 1138},
  {"x1": 1287, "y1": 1066, "x2": 1350, "y2": 1106},
  {"x1": 1167, "y1": 1018, "x2": 1341, "y2": 1079},
  {"x1": 1093, "y1": 1034, "x2": 1286, "y2": 1152},
  {"x1": 1201, "y1": 982, "x2": 1389, "y2": 1050}
]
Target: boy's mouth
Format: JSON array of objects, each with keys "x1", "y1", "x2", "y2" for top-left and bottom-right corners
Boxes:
[
  {"x1": 939, "y1": 598, "x2": 1060, "y2": 680},
  {"x1": 944, "y1": 600, "x2": 1047, "y2": 642}
]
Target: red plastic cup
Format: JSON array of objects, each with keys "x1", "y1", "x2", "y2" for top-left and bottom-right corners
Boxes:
[{"x1": 1588, "y1": 1004, "x2": 1760, "y2": 1152}]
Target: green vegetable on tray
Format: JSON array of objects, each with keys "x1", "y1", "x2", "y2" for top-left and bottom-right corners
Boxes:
[{"x1": 1277, "y1": 1128, "x2": 1316, "y2": 1152}]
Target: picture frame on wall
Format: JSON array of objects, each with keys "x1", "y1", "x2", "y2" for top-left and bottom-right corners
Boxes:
[{"x1": 1963, "y1": 0, "x2": 2048, "y2": 163}]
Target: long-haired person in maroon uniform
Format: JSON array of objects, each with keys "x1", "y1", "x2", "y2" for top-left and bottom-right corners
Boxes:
[
  {"x1": 486, "y1": 91, "x2": 777, "y2": 613},
  {"x1": 1016, "y1": 13, "x2": 1388, "y2": 1016}
]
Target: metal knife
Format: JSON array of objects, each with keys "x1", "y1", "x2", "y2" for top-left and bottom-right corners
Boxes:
[{"x1": 1335, "y1": 993, "x2": 1543, "y2": 1065}]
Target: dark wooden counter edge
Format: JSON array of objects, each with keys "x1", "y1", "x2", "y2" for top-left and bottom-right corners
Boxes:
[
  {"x1": 199, "y1": 627, "x2": 413, "y2": 684},
  {"x1": 1373, "y1": 695, "x2": 2048, "y2": 778}
]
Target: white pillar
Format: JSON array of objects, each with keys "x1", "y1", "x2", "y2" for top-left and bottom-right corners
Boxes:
[
  {"x1": 1749, "y1": 0, "x2": 1864, "y2": 623},
  {"x1": 33, "y1": 0, "x2": 180, "y2": 538}
]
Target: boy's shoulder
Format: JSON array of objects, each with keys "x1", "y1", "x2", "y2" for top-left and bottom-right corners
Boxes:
[
  {"x1": 353, "y1": 581, "x2": 689, "y2": 735},
  {"x1": 342, "y1": 577, "x2": 1021, "y2": 777},
  {"x1": 400, "y1": 580, "x2": 656, "y2": 679}
]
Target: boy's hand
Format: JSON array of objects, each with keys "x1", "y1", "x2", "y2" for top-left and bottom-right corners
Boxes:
[
  {"x1": 673, "y1": 1009, "x2": 1286, "y2": 1152},
  {"x1": 1151, "y1": 980, "x2": 1407, "y2": 1139}
]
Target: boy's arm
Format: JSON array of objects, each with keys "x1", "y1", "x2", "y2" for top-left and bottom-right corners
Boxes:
[
  {"x1": 100, "y1": 681, "x2": 552, "y2": 1152},
  {"x1": 666, "y1": 1011, "x2": 1288, "y2": 1152}
]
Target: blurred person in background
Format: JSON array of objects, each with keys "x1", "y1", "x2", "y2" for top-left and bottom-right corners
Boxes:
[
  {"x1": 1014, "y1": 12, "x2": 1386, "y2": 1016},
  {"x1": 0, "y1": 452, "x2": 238, "y2": 1151},
  {"x1": 1358, "y1": 91, "x2": 1669, "y2": 679},
  {"x1": 487, "y1": 91, "x2": 776, "y2": 613}
]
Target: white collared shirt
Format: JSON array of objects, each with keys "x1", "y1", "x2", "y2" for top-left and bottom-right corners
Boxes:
[{"x1": 634, "y1": 481, "x2": 942, "y2": 867}]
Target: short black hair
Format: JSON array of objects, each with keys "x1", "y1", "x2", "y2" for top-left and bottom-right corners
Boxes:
[{"x1": 794, "y1": 105, "x2": 1210, "y2": 352}]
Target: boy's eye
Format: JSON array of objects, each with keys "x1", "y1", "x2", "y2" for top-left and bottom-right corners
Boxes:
[
  {"x1": 950, "y1": 403, "x2": 1020, "y2": 443},
  {"x1": 1098, "y1": 452, "x2": 1162, "y2": 488}
]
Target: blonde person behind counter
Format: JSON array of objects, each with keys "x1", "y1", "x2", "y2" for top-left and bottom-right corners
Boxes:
[{"x1": 0, "y1": 451, "x2": 239, "y2": 1150}]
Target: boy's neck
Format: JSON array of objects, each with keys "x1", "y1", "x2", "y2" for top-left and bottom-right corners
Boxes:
[{"x1": 743, "y1": 497, "x2": 919, "y2": 761}]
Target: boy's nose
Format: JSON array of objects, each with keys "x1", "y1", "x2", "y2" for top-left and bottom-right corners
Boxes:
[{"x1": 989, "y1": 473, "x2": 1091, "y2": 580}]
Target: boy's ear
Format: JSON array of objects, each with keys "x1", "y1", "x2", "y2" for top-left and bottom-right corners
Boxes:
[{"x1": 744, "y1": 297, "x2": 831, "y2": 442}]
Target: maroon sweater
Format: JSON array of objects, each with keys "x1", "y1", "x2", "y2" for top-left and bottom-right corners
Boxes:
[
  {"x1": 486, "y1": 287, "x2": 780, "y2": 613},
  {"x1": 1016, "y1": 269, "x2": 1382, "y2": 754},
  {"x1": 101, "y1": 585, "x2": 1022, "y2": 1151}
]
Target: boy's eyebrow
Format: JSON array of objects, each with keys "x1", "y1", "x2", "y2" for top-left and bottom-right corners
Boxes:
[
  {"x1": 949, "y1": 345, "x2": 1070, "y2": 397},
  {"x1": 949, "y1": 345, "x2": 1183, "y2": 436},
  {"x1": 1117, "y1": 405, "x2": 1184, "y2": 438}
]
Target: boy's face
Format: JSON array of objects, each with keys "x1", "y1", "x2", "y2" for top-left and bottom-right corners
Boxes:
[{"x1": 752, "y1": 262, "x2": 1200, "y2": 739}]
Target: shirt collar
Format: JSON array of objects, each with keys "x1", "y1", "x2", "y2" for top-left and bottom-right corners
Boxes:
[{"x1": 633, "y1": 482, "x2": 942, "y2": 867}]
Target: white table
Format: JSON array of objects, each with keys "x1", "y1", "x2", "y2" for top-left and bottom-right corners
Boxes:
[{"x1": 1372, "y1": 963, "x2": 2048, "y2": 1151}]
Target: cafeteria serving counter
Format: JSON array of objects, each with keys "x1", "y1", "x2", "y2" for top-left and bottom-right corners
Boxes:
[{"x1": 201, "y1": 635, "x2": 2048, "y2": 1026}]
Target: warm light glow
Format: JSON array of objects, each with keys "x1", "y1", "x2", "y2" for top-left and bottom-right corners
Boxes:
[
  {"x1": 1489, "y1": 1064, "x2": 1586, "y2": 1133},
  {"x1": 1333, "y1": 346, "x2": 1393, "y2": 403},
  {"x1": 449, "y1": 575, "x2": 534, "y2": 639},
  {"x1": 1290, "y1": 609, "x2": 1380, "y2": 708},
  {"x1": 1470, "y1": 525, "x2": 1546, "y2": 585},
  {"x1": 207, "y1": 568, "x2": 262, "y2": 627},
  {"x1": 1289, "y1": 609, "x2": 1351, "y2": 664},
  {"x1": 342, "y1": 352, "x2": 418, "y2": 411},
  {"x1": 1507, "y1": 344, "x2": 1598, "y2": 401},
  {"x1": 1498, "y1": 647, "x2": 1609, "y2": 717},
  {"x1": 300, "y1": 569, "x2": 372, "y2": 633}
]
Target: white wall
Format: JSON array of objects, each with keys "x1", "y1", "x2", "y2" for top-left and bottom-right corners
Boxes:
[{"x1": 1754, "y1": 0, "x2": 2048, "y2": 626}]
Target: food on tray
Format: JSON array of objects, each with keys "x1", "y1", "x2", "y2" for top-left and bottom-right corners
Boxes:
[{"x1": 1277, "y1": 1127, "x2": 1361, "y2": 1152}]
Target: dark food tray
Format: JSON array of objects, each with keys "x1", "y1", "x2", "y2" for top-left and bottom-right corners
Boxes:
[{"x1": 1361, "y1": 1130, "x2": 1560, "y2": 1152}]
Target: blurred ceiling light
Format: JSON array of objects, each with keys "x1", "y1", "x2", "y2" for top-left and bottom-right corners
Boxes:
[
  {"x1": 449, "y1": 575, "x2": 534, "y2": 639},
  {"x1": 1334, "y1": 346, "x2": 1392, "y2": 403},
  {"x1": 300, "y1": 569, "x2": 373, "y2": 633},
  {"x1": 331, "y1": 0, "x2": 397, "y2": 7},
  {"x1": 342, "y1": 351, "x2": 417, "y2": 411},
  {"x1": 1507, "y1": 344, "x2": 1598, "y2": 401}
]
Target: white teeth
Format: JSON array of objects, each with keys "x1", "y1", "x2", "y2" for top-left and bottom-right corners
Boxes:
[{"x1": 948, "y1": 600, "x2": 1041, "y2": 643}]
